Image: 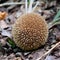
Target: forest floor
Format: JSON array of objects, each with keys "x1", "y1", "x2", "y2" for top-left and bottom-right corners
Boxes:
[{"x1": 0, "y1": 0, "x2": 60, "y2": 60}]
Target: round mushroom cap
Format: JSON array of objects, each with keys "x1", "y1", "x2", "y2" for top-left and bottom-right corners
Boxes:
[{"x1": 12, "y1": 13, "x2": 48, "y2": 51}]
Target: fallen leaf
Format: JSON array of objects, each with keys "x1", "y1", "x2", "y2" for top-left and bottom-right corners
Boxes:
[
  {"x1": 6, "y1": 14, "x2": 16, "y2": 24},
  {"x1": 0, "y1": 20, "x2": 9, "y2": 29},
  {"x1": 1, "y1": 30, "x2": 12, "y2": 38},
  {"x1": 0, "y1": 39, "x2": 6, "y2": 46},
  {"x1": 45, "y1": 55, "x2": 60, "y2": 60},
  {"x1": 45, "y1": 55, "x2": 55, "y2": 60},
  {"x1": 0, "y1": 11, "x2": 8, "y2": 20}
]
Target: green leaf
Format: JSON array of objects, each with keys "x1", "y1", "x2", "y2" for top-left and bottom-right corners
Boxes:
[
  {"x1": 51, "y1": 10, "x2": 60, "y2": 25},
  {"x1": 52, "y1": 18, "x2": 60, "y2": 24},
  {"x1": 48, "y1": 10, "x2": 60, "y2": 29},
  {"x1": 53, "y1": 10, "x2": 60, "y2": 21},
  {"x1": 7, "y1": 38, "x2": 16, "y2": 48}
]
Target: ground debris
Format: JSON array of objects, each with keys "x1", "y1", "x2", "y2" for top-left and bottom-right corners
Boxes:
[{"x1": 0, "y1": 0, "x2": 60, "y2": 60}]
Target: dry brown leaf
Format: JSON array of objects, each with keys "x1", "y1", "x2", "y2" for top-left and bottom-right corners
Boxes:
[{"x1": 0, "y1": 12, "x2": 8, "y2": 20}]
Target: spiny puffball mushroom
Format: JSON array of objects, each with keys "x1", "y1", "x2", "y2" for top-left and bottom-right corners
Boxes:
[{"x1": 12, "y1": 13, "x2": 48, "y2": 51}]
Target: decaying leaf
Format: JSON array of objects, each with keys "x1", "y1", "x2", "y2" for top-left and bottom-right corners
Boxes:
[
  {"x1": 0, "y1": 39, "x2": 6, "y2": 46},
  {"x1": 45, "y1": 55, "x2": 55, "y2": 60},
  {"x1": 45, "y1": 55, "x2": 60, "y2": 60},
  {"x1": 0, "y1": 20, "x2": 9, "y2": 29},
  {"x1": 0, "y1": 12, "x2": 8, "y2": 20},
  {"x1": 1, "y1": 30, "x2": 12, "y2": 38}
]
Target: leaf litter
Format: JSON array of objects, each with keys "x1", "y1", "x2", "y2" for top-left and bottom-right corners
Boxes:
[{"x1": 0, "y1": 0, "x2": 60, "y2": 60}]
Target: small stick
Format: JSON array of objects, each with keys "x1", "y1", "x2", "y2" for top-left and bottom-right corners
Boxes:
[
  {"x1": 0, "y1": 2, "x2": 25, "y2": 7},
  {"x1": 0, "y1": 2, "x2": 36, "y2": 7},
  {"x1": 25, "y1": 0, "x2": 28, "y2": 13},
  {"x1": 36, "y1": 42, "x2": 60, "y2": 60},
  {"x1": 32, "y1": 1, "x2": 39, "y2": 12}
]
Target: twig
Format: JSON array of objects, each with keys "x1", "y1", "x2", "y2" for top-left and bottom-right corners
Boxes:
[
  {"x1": 0, "y1": 2, "x2": 24, "y2": 7},
  {"x1": 25, "y1": 0, "x2": 28, "y2": 13},
  {"x1": 32, "y1": 1, "x2": 39, "y2": 12},
  {"x1": 36, "y1": 42, "x2": 60, "y2": 60},
  {"x1": 0, "y1": 2, "x2": 36, "y2": 7}
]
